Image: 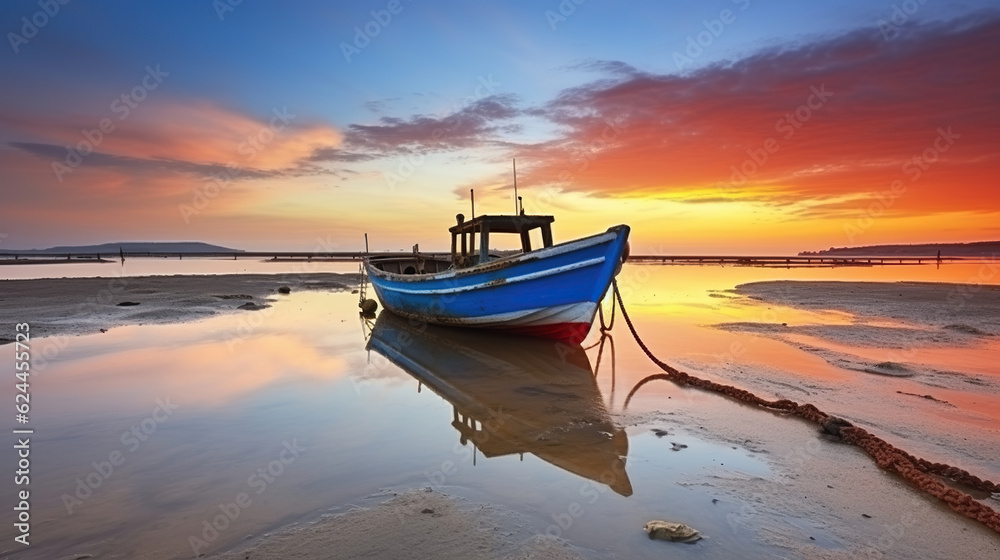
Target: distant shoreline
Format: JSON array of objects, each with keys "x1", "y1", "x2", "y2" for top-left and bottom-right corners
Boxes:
[
  {"x1": 1, "y1": 241, "x2": 240, "y2": 254},
  {"x1": 800, "y1": 240, "x2": 1000, "y2": 257}
]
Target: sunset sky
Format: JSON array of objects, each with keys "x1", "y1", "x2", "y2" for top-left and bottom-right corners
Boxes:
[{"x1": 1, "y1": 0, "x2": 998, "y2": 254}]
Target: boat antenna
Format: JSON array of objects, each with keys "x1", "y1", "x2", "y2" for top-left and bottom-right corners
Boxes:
[
  {"x1": 512, "y1": 158, "x2": 518, "y2": 214},
  {"x1": 470, "y1": 188, "x2": 475, "y2": 220}
]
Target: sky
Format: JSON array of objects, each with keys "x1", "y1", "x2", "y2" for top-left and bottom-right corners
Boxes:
[{"x1": 1, "y1": 0, "x2": 998, "y2": 254}]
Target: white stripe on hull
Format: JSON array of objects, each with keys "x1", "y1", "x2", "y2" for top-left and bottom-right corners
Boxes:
[
  {"x1": 389, "y1": 301, "x2": 597, "y2": 329},
  {"x1": 378, "y1": 256, "x2": 606, "y2": 295}
]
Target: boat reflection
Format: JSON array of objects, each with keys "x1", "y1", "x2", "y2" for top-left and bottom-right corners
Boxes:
[{"x1": 368, "y1": 312, "x2": 632, "y2": 496}]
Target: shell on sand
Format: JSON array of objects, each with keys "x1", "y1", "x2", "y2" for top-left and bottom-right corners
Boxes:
[{"x1": 643, "y1": 520, "x2": 702, "y2": 543}]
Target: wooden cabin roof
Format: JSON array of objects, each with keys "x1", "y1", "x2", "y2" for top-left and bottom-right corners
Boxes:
[{"x1": 448, "y1": 214, "x2": 554, "y2": 235}]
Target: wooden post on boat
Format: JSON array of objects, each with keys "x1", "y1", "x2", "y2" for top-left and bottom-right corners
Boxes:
[
  {"x1": 452, "y1": 215, "x2": 461, "y2": 260},
  {"x1": 479, "y1": 222, "x2": 490, "y2": 264},
  {"x1": 456, "y1": 214, "x2": 467, "y2": 260}
]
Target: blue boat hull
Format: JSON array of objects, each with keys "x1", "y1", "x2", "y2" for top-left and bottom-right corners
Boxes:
[{"x1": 364, "y1": 225, "x2": 630, "y2": 343}]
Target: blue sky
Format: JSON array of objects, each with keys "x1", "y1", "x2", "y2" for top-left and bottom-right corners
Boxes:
[{"x1": 7, "y1": 0, "x2": 984, "y2": 127}]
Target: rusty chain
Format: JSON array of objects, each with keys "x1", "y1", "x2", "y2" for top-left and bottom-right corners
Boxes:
[{"x1": 611, "y1": 281, "x2": 1000, "y2": 534}]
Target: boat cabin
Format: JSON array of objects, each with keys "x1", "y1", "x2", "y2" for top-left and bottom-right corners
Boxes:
[
  {"x1": 367, "y1": 213, "x2": 556, "y2": 275},
  {"x1": 450, "y1": 213, "x2": 555, "y2": 268}
]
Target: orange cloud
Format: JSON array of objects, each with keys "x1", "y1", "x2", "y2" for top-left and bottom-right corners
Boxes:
[
  {"x1": 518, "y1": 16, "x2": 1000, "y2": 218},
  {"x1": 0, "y1": 99, "x2": 347, "y2": 248},
  {"x1": 119, "y1": 101, "x2": 342, "y2": 171},
  {"x1": 5, "y1": 99, "x2": 342, "y2": 179}
]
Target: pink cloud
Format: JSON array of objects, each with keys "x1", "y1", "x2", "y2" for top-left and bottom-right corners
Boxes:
[
  {"x1": 516, "y1": 16, "x2": 1000, "y2": 215},
  {"x1": 3, "y1": 100, "x2": 342, "y2": 178}
]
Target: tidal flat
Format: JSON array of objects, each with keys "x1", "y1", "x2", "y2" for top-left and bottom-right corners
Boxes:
[{"x1": 1, "y1": 262, "x2": 998, "y2": 559}]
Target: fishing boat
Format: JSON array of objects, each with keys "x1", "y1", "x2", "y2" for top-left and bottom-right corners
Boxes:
[
  {"x1": 367, "y1": 311, "x2": 632, "y2": 496},
  {"x1": 364, "y1": 212, "x2": 630, "y2": 344}
]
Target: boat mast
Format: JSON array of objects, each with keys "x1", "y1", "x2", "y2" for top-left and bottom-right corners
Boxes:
[{"x1": 512, "y1": 158, "x2": 518, "y2": 214}]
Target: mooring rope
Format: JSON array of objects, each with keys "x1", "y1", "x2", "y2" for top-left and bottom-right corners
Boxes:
[
  {"x1": 610, "y1": 281, "x2": 1000, "y2": 534},
  {"x1": 598, "y1": 285, "x2": 617, "y2": 333}
]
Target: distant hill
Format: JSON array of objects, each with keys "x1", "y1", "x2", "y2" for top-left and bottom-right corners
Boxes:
[
  {"x1": 6, "y1": 242, "x2": 242, "y2": 254},
  {"x1": 800, "y1": 241, "x2": 1000, "y2": 257}
]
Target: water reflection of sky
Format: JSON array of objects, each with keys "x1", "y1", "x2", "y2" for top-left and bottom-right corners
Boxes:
[
  {"x1": 1, "y1": 289, "x2": 772, "y2": 559},
  {"x1": 2, "y1": 262, "x2": 997, "y2": 558}
]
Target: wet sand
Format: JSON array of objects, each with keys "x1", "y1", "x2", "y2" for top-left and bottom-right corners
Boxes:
[
  {"x1": 0, "y1": 273, "x2": 359, "y2": 341},
  {"x1": 693, "y1": 279, "x2": 1000, "y2": 557},
  {"x1": 714, "y1": 280, "x2": 1000, "y2": 391},
  {"x1": 209, "y1": 489, "x2": 588, "y2": 560},
  {"x1": 615, "y1": 401, "x2": 1000, "y2": 560},
  {"x1": 727, "y1": 280, "x2": 1000, "y2": 337},
  {"x1": 2, "y1": 272, "x2": 999, "y2": 559}
]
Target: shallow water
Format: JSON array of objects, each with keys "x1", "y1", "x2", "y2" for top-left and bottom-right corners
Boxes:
[{"x1": 1, "y1": 262, "x2": 998, "y2": 558}]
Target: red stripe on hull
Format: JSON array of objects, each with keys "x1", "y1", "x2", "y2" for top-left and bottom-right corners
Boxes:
[{"x1": 499, "y1": 322, "x2": 593, "y2": 345}]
